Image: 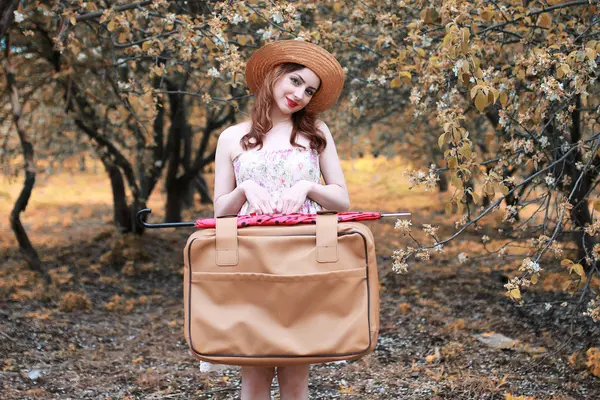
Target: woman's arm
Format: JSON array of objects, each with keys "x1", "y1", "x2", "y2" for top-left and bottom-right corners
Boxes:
[
  {"x1": 307, "y1": 121, "x2": 350, "y2": 212},
  {"x1": 213, "y1": 127, "x2": 248, "y2": 217}
]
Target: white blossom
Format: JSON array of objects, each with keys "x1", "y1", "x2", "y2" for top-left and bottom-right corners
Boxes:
[
  {"x1": 232, "y1": 14, "x2": 243, "y2": 25},
  {"x1": 207, "y1": 67, "x2": 220, "y2": 78},
  {"x1": 271, "y1": 11, "x2": 284, "y2": 24},
  {"x1": 452, "y1": 59, "x2": 464, "y2": 77},
  {"x1": 392, "y1": 260, "x2": 409, "y2": 274},
  {"x1": 261, "y1": 29, "x2": 273, "y2": 40},
  {"x1": 457, "y1": 253, "x2": 468, "y2": 264},
  {"x1": 13, "y1": 11, "x2": 24, "y2": 23}
]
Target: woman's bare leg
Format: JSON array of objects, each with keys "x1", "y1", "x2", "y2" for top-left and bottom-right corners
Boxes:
[
  {"x1": 241, "y1": 366, "x2": 275, "y2": 400},
  {"x1": 277, "y1": 364, "x2": 309, "y2": 400}
]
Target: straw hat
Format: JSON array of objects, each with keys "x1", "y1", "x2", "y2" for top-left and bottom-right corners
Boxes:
[{"x1": 245, "y1": 40, "x2": 345, "y2": 113}]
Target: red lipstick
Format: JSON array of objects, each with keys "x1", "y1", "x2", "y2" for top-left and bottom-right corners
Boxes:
[{"x1": 286, "y1": 98, "x2": 298, "y2": 108}]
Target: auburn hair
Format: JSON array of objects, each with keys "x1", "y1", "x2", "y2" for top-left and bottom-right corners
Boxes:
[{"x1": 241, "y1": 63, "x2": 327, "y2": 153}]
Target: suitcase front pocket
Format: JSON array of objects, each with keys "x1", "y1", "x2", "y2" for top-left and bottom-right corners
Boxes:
[{"x1": 188, "y1": 268, "x2": 371, "y2": 358}]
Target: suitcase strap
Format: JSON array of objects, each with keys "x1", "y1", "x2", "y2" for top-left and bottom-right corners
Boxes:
[
  {"x1": 215, "y1": 215, "x2": 239, "y2": 266},
  {"x1": 214, "y1": 212, "x2": 339, "y2": 266},
  {"x1": 316, "y1": 212, "x2": 339, "y2": 263}
]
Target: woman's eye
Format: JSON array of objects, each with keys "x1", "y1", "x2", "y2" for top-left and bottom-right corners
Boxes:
[
  {"x1": 291, "y1": 77, "x2": 298, "y2": 84},
  {"x1": 306, "y1": 90, "x2": 314, "y2": 96}
]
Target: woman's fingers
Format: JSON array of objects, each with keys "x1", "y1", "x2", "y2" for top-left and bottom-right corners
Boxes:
[
  {"x1": 263, "y1": 200, "x2": 273, "y2": 215},
  {"x1": 270, "y1": 200, "x2": 278, "y2": 214}
]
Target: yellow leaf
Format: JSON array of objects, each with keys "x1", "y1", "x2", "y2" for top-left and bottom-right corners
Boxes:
[
  {"x1": 237, "y1": 34, "x2": 254, "y2": 46},
  {"x1": 204, "y1": 37, "x2": 216, "y2": 50},
  {"x1": 500, "y1": 91, "x2": 508, "y2": 106},
  {"x1": 415, "y1": 47, "x2": 426, "y2": 57},
  {"x1": 333, "y1": 2, "x2": 342, "y2": 13},
  {"x1": 107, "y1": 20, "x2": 116, "y2": 32},
  {"x1": 448, "y1": 156, "x2": 458, "y2": 169},
  {"x1": 426, "y1": 354, "x2": 437, "y2": 363},
  {"x1": 142, "y1": 41, "x2": 152, "y2": 52},
  {"x1": 594, "y1": 201, "x2": 600, "y2": 211},
  {"x1": 490, "y1": 88, "x2": 499, "y2": 104},
  {"x1": 438, "y1": 133, "x2": 446, "y2": 149},
  {"x1": 538, "y1": 13, "x2": 552, "y2": 29},
  {"x1": 462, "y1": 142, "x2": 472, "y2": 158},
  {"x1": 510, "y1": 288, "x2": 521, "y2": 299},
  {"x1": 390, "y1": 77, "x2": 402, "y2": 88},
  {"x1": 531, "y1": 274, "x2": 538, "y2": 284},
  {"x1": 585, "y1": 47, "x2": 597, "y2": 61},
  {"x1": 480, "y1": 9, "x2": 493, "y2": 21},
  {"x1": 399, "y1": 71, "x2": 412, "y2": 82},
  {"x1": 572, "y1": 264, "x2": 585, "y2": 277},
  {"x1": 338, "y1": 384, "x2": 354, "y2": 393},
  {"x1": 475, "y1": 91, "x2": 488, "y2": 112},
  {"x1": 561, "y1": 259, "x2": 574, "y2": 266},
  {"x1": 70, "y1": 17, "x2": 77, "y2": 26},
  {"x1": 470, "y1": 86, "x2": 479, "y2": 99},
  {"x1": 462, "y1": 28, "x2": 470, "y2": 53}
]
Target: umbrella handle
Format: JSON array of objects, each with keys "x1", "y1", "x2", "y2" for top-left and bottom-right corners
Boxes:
[{"x1": 136, "y1": 208, "x2": 196, "y2": 229}]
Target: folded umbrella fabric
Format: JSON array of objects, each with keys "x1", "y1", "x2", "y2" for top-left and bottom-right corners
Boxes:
[{"x1": 195, "y1": 211, "x2": 395, "y2": 229}]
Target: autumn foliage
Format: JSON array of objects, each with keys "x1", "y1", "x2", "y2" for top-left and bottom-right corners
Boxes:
[{"x1": 1, "y1": 0, "x2": 599, "y2": 382}]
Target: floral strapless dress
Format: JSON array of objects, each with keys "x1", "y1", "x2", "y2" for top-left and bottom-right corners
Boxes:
[{"x1": 233, "y1": 147, "x2": 323, "y2": 216}]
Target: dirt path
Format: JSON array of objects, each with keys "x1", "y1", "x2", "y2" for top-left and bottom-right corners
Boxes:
[{"x1": 2, "y1": 216, "x2": 599, "y2": 400}]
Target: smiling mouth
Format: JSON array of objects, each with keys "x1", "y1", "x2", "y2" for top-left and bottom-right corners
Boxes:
[{"x1": 286, "y1": 98, "x2": 298, "y2": 108}]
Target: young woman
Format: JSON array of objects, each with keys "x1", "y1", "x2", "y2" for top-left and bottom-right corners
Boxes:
[{"x1": 212, "y1": 40, "x2": 350, "y2": 400}]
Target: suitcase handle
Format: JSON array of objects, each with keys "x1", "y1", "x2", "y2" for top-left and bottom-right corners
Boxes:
[{"x1": 215, "y1": 212, "x2": 339, "y2": 266}]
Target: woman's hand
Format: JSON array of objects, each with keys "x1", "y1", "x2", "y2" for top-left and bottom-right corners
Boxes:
[
  {"x1": 277, "y1": 180, "x2": 315, "y2": 214},
  {"x1": 240, "y1": 180, "x2": 277, "y2": 215}
]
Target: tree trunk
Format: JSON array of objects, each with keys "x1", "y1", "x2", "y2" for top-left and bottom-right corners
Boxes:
[
  {"x1": 0, "y1": 0, "x2": 19, "y2": 37},
  {"x1": 437, "y1": 172, "x2": 448, "y2": 192},
  {"x1": 4, "y1": 34, "x2": 50, "y2": 283},
  {"x1": 565, "y1": 96, "x2": 594, "y2": 269},
  {"x1": 195, "y1": 174, "x2": 212, "y2": 204},
  {"x1": 100, "y1": 155, "x2": 130, "y2": 232},
  {"x1": 164, "y1": 81, "x2": 187, "y2": 222}
]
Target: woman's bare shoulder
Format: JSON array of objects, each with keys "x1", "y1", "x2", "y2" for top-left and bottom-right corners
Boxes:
[
  {"x1": 219, "y1": 120, "x2": 252, "y2": 161},
  {"x1": 221, "y1": 119, "x2": 252, "y2": 141}
]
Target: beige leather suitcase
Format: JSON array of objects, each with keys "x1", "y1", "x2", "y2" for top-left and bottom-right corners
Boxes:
[{"x1": 183, "y1": 212, "x2": 380, "y2": 366}]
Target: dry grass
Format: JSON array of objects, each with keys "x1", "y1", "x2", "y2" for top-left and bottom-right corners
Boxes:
[{"x1": 1, "y1": 155, "x2": 599, "y2": 399}]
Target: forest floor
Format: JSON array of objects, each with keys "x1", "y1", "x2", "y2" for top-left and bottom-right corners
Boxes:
[{"x1": 1, "y1": 156, "x2": 599, "y2": 399}]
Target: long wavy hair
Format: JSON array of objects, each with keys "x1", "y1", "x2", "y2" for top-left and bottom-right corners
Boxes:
[{"x1": 241, "y1": 63, "x2": 327, "y2": 153}]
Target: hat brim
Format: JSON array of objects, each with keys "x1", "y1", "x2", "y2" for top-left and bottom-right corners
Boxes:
[{"x1": 245, "y1": 40, "x2": 345, "y2": 113}]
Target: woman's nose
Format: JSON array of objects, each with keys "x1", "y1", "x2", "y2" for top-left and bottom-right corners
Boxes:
[{"x1": 293, "y1": 88, "x2": 304, "y2": 101}]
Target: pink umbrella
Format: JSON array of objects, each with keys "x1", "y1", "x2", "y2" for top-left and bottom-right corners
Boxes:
[
  {"x1": 195, "y1": 211, "x2": 410, "y2": 229},
  {"x1": 136, "y1": 209, "x2": 410, "y2": 230}
]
